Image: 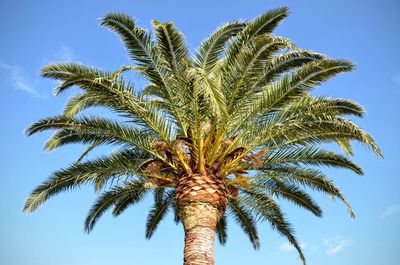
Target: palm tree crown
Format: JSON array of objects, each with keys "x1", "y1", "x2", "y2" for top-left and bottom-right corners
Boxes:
[{"x1": 24, "y1": 7, "x2": 382, "y2": 265}]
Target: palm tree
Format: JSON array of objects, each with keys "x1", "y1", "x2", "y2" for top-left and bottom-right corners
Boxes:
[{"x1": 24, "y1": 7, "x2": 382, "y2": 265}]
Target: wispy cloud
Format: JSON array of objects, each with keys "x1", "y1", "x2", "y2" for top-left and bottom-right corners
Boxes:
[
  {"x1": 52, "y1": 46, "x2": 76, "y2": 62},
  {"x1": 42, "y1": 45, "x2": 76, "y2": 65},
  {"x1": 391, "y1": 73, "x2": 400, "y2": 94},
  {"x1": 393, "y1": 74, "x2": 400, "y2": 87},
  {"x1": 0, "y1": 46, "x2": 77, "y2": 98},
  {"x1": 40, "y1": 45, "x2": 79, "y2": 89},
  {"x1": 323, "y1": 236, "x2": 352, "y2": 255},
  {"x1": 279, "y1": 242, "x2": 307, "y2": 252},
  {"x1": 0, "y1": 62, "x2": 42, "y2": 97},
  {"x1": 43, "y1": 46, "x2": 78, "y2": 87},
  {"x1": 381, "y1": 204, "x2": 400, "y2": 219}
]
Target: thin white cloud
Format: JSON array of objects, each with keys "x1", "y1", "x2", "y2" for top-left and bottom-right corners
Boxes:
[
  {"x1": 381, "y1": 204, "x2": 400, "y2": 219},
  {"x1": 41, "y1": 45, "x2": 79, "y2": 90},
  {"x1": 393, "y1": 74, "x2": 400, "y2": 87},
  {"x1": 41, "y1": 45, "x2": 77, "y2": 66},
  {"x1": 392, "y1": 73, "x2": 400, "y2": 94},
  {"x1": 279, "y1": 242, "x2": 307, "y2": 252},
  {"x1": 53, "y1": 46, "x2": 76, "y2": 62},
  {"x1": 0, "y1": 46, "x2": 77, "y2": 98},
  {"x1": 0, "y1": 62, "x2": 42, "y2": 97},
  {"x1": 323, "y1": 236, "x2": 352, "y2": 255}
]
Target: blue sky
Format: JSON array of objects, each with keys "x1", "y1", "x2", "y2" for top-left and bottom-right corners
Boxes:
[{"x1": 1, "y1": 0, "x2": 399, "y2": 264}]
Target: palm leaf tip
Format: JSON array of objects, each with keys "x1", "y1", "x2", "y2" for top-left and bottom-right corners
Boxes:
[
  {"x1": 99, "y1": 12, "x2": 134, "y2": 25},
  {"x1": 145, "y1": 190, "x2": 173, "y2": 239},
  {"x1": 247, "y1": 6, "x2": 290, "y2": 36},
  {"x1": 151, "y1": 19, "x2": 162, "y2": 27},
  {"x1": 228, "y1": 200, "x2": 260, "y2": 249},
  {"x1": 23, "y1": 180, "x2": 57, "y2": 214},
  {"x1": 25, "y1": 116, "x2": 69, "y2": 136},
  {"x1": 216, "y1": 215, "x2": 228, "y2": 245},
  {"x1": 348, "y1": 207, "x2": 356, "y2": 219},
  {"x1": 23, "y1": 192, "x2": 44, "y2": 214},
  {"x1": 25, "y1": 122, "x2": 40, "y2": 137},
  {"x1": 373, "y1": 144, "x2": 384, "y2": 159}
]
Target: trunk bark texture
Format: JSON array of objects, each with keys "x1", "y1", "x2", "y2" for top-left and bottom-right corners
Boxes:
[
  {"x1": 176, "y1": 174, "x2": 228, "y2": 265},
  {"x1": 181, "y1": 203, "x2": 219, "y2": 265}
]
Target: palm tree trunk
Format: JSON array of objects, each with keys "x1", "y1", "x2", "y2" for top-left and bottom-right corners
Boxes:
[
  {"x1": 176, "y1": 174, "x2": 228, "y2": 265},
  {"x1": 180, "y1": 202, "x2": 220, "y2": 265}
]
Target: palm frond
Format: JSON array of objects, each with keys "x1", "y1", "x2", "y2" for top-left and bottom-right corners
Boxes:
[
  {"x1": 100, "y1": 13, "x2": 156, "y2": 71},
  {"x1": 239, "y1": 190, "x2": 306, "y2": 265},
  {"x1": 42, "y1": 65, "x2": 176, "y2": 141},
  {"x1": 242, "y1": 7, "x2": 289, "y2": 38},
  {"x1": 224, "y1": 35, "x2": 295, "y2": 113},
  {"x1": 225, "y1": 7, "x2": 289, "y2": 62},
  {"x1": 100, "y1": 13, "x2": 190, "y2": 135},
  {"x1": 26, "y1": 116, "x2": 158, "y2": 154},
  {"x1": 23, "y1": 148, "x2": 149, "y2": 213},
  {"x1": 215, "y1": 214, "x2": 228, "y2": 245},
  {"x1": 254, "y1": 50, "x2": 325, "y2": 87},
  {"x1": 256, "y1": 166, "x2": 355, "y2": 217},
  {"x1": 152, "y1": 20, "x2": 190, "y2": 75},
  {"x1": 145, "y1": 189, "x2": 174, "y2": 239},
  {"x1": 291, "y1": 59, "x2": 354, "y2": 89},
  {"x1": 84, "y1": 180, "x2": 148, "y2": 232},
  {"x1": 263, "y1": 146, "x2": 363, "y2": 174},
  {"x1": 252, "y1": 179, "x2": 322, "y2": 217},
  {"x1": 270, "y1": 117, "x2": 382, "y2": 158},
  {"x1": 195, "y1": 21, "x2": 245, "y2": 72},
  {"x1": 228, "y1": 198, "x2": 260, "y2": 249}
]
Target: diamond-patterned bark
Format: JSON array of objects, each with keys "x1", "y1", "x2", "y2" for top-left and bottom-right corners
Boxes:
[{"x1": 175, "y1": 174, "x2": 228, "y2": 210}]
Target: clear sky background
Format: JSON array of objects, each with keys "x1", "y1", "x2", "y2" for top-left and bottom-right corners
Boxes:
[{"x1": 1, "y1": 0, "x2": 399, "y2": 265}]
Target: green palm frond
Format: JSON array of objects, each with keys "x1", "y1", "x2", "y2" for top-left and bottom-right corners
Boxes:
[
  {"x1": 100, "y1": 13, "x2": 156, "y2": 71},
  {"x1": 253, "y1": 59, "x2": 354, "y2": 118},
  {"x1": 263, "y1": 146, "x2": 363, "y2": 174},
  {"x1": 84, "y1": 180, "x2": 148, "y2": 232},
  {"x1": 336, "y1": 138, "x2": 354, "y2": 156},
  {"x1": 112, "y1": 189, "x2": 146, "y2": 217},
  {"x1": 239, "y1": 190, "x2": 306, "y2": 265},
  {"x1": 145, "y1": 189, "x2": 174, "y2": 239},
  {"x1": 257, "y1": 166, "x2": 355, "y2": 217},
  {"x1": 23, "y1": 148, "x2": 150, "y2": 213},
  {"x1": 253, "y1": 179, "x2": 322, "y2": 217},
  {"x1": 188, "y1": 67, "x2": 227, "y2": 118},
  {"x1": 41, "y1": 63, "x2": 101, "y2": 88},
  {"x1": 242, "y1": 7, "x2": 289, "y2": 38},
  {"x1": 42, "y1": 64, "x2": 175, "y2": 141},
  {"x1": 229, "y1": 59, "x2": 355, "y2": 134},
  {"x1": 268, "y1": 117, "x2": 382, "y2": 158},
  {"x1": 215, "y1": 214, "x2": 228, "y2": 245},
  {"x1": 227, "y1": 76, "x2": 295, "y2": 133},
  {"x1": 236, "y1": 114, "x2": 381, "y2": 162},
  {"x1": 152, "y1": 20, "x2": 190, "y2": 75},
  {"x1": 100, "y1": 13, "x2": 190, "y2": 134},
  {"x1": 62, "y1": 93, "x2": 101, "y2": 117},
  {"x1": 282, "y1": 97, "x2": 365, "y2": 118},
  {"x1": 254, "y1": 50, "x2": 325, "y2": 87},
  {"x1": 76, "y1": 141, "x2": 102, "y2": 163},
  {"x1": 224, "y1": 35, "x2": 295, "y2": 113},
  {"x1": 225, "y1": 7, "x2": 289, "y2": 61},
  {"x1": 27, "y1": 116, "x2": 156, "y2": 152},
  {"x1": 195, "y1": 21, "x2": 245, "y2": 72},
  {"x1": 291, "y1": 59, "x2": 354, "y2": 89},
  {"x1": 228, "y1": 199, "x2": 260, "y2": 249}
]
